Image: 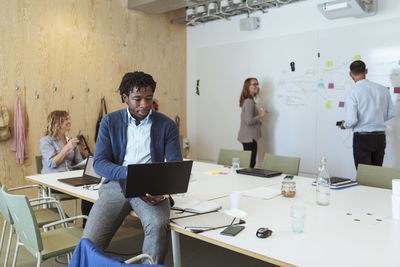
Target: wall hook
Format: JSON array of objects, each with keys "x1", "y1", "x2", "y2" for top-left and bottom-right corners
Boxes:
[
  {"x1": 15, "y1": 81, "x2": 19, "y2": 91},
  {"x1": 85, "y1": 84, "x2": 90, "y2": 93},
  {"x1": 70, "y1": 91, "x2": 74, "y2": 100},
  {"x1": 101, "y1": 92, "x2": 104, "y2": 100},
  {"x1": 52, "y1": 82, "x2": 57, "y2": 92},
  {"x1": 114, "y1": 86, "x2": 119, "y2": 92},
  {"x1": 34, "y1": 90, "x2": 39, "y2": 99}
]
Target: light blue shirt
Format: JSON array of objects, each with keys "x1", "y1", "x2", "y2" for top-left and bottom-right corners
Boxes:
[
  {"x1": 344, "y1": 79, "x2": 396, "y2": 132},
  {"x1": 122, "y1": 108, "x2": 152, "y2": 166}
]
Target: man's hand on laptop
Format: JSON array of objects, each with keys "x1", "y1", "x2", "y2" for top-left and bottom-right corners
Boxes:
[{"x1": 141, "y1": 194, "x2": 170, "y2": 205}]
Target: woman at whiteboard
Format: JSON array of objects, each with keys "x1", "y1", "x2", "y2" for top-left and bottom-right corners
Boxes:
[{"x1": 237, "y1": 78, "x2": 267, "y2": 168}]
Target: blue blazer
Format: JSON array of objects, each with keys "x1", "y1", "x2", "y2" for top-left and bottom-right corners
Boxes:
[{"x1": 93, "y1": 108, "x2": 182, "y2": 182}]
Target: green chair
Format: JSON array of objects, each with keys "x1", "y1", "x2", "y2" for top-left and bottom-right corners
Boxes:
[
  {"x1": 356, "y1": 164, "x2": 400, "y2": 189},
  {"x1": 217, "y1": 149, "x2": 251, "y2": 168},
  {"x1": 35, "y1": 155, "x2": 78, "y2": 216},
  {"x1": 262, "y1": 154, "x2": 301, "y2": 176},
  {"x1": 0, "y1": 184, "x2": 66, "y2": 267},
  {"x1": 2, "y1": 187, "x2": 86, "y2": 267}
]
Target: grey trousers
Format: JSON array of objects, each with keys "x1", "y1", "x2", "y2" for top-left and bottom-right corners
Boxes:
[{"x1": 82, "y1": 181, "x2": 171, "y2": 264}]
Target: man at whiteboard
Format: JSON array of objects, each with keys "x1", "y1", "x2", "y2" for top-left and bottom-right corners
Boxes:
[{"x1": 339, "y1": 60, "x2": 396, "y2": 169}]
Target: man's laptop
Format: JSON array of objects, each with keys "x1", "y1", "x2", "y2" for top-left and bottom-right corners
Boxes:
[
  {"x1": 58, "y1": 156, "x2": 102, "y2": 186},
  {"x1": 236, "y1": 168, "x2": 282, "y2": 178},
  {"x1": 124, "y1": 161, "x2": 193, "y2": 198}
]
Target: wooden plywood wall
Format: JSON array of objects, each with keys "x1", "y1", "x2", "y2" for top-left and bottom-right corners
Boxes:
[{"x1": 0, "y1": 0, "x2": 186, "y2": 192}]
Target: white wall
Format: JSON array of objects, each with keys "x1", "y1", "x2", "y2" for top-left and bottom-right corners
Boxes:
[{"x1": 187, "y1": 0, "x2": 400, "y2": 175}]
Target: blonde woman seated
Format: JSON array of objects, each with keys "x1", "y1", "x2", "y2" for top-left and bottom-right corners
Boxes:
[{"x1": 40, "y1": 110, "x2": 82, "y2": 173}]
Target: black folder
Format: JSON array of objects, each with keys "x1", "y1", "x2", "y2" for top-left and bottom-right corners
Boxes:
[{"x1": 236, "y1": 168, "x2": 282, "y2": 178}]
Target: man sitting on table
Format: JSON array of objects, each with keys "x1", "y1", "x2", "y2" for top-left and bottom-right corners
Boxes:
[{"x1": 82, "y1": 71, "x2": 182, "y2": 264}]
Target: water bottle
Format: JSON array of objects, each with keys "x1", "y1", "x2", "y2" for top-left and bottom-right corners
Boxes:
[{"x1": 316, "y1": 157, "x2": 330, "y2": 206}]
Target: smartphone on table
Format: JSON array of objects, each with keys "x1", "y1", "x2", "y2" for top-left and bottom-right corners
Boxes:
[{"x1": 220, "y1": 225, "x2": 245, "y2": 236}]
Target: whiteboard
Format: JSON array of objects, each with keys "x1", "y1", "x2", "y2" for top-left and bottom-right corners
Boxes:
[{"x1": 195, "y1": 17, "x2": 400, "y2": 179}]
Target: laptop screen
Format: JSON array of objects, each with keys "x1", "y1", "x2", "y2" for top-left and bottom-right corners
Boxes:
[{"x1": 84, "y1": 156, "x2": 101, "y2": 179}]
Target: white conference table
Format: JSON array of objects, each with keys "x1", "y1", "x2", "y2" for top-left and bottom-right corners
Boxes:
[{"x1": 26, "y1": 161, "x2": 400, "y2": 267}]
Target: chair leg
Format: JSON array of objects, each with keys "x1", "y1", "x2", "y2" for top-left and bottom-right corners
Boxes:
[
  {"x1": 4, "y1": 225, "x2": 13, "y2": 267},
  {"x1": 36, "y1": 252, "x2": 42, "y2": 267},
  {"x1": 0, "y1": 221, "x2": 6, "y2": 256},
  {"x1": 74, "y1": 199, "x2": 77, "y2": 217},
  {"x1": 11, "y1": 234, "x2": 20, "y2": 267}
]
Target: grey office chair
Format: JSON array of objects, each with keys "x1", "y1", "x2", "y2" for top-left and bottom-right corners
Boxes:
[
  {"x1": 356, "y1": 164, "x2": 400, "y2": 189},
  {"x1": 217, "y1": 149, "x2": 251, "y2": 168},
  {"x1": 262, "y1": 154, "x2": 301, "y2": 176}
]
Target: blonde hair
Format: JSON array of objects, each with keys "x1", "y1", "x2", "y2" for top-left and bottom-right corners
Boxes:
[
  {"x1": 45, "y1": 110, "x2": 69, "y2": 138},
  {"x1": 239, "y1": 78, "x2": 258, "y2": 107}
]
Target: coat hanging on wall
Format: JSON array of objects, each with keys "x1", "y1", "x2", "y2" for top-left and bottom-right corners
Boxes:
[{"x1": 11, "y1": 94, "x2": 28, "y2": 164}]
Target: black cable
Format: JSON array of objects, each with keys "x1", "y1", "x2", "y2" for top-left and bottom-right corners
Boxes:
[{"x1": 54, "y1": 255, "x2": 68, "y2": 264}]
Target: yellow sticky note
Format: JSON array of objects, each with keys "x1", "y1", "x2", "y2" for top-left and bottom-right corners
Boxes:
[
  {"x1": 204, "y1": 170, "x2": 221, "y2": 175},
  {"x1": 326, "y1": 60, "x2": 333, "y2": 67},
  {"x1": 354, "y1": 54, "x2": 361, "y2": 60},
  {"x1": 326, "y1": 102, "x2": 332, "y2": 109}
]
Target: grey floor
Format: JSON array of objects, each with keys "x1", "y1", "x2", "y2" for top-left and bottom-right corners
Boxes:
[{"x1": 0, "y1": 199, "x2": 277, "y2": 267}]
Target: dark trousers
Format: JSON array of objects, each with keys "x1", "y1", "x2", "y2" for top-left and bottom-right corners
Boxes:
[
  {"x1": 82, "y1": 200, "x2": 94, "y2": 228},
  {"x1": 242, "y1": 140, "x2": 257, "y2": 168},
  {"x1": 353, "y1": 133, "x2": 386, "y2": 169}
]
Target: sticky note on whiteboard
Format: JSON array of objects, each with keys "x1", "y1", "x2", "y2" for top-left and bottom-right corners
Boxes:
[
  {"x1": 353, "y1": 54, "x2": 361, "y2": 60},
  {"x1": 338, "y1": 101, "x2": 345, "y2": 108},
  {"x1": 328, "y1": 83, "x2": 334, "y2": 89},
  {"x1": 326, "y1": 102, "x2": 332, "y2": 109},
  {"x1": 394, "y1": 87, "x2": 400, "y2": 94},
  {"x1": 318, "y1": 82, "x2": 324, "y2": 88},
  {"x1": 326, "y1": 60, "x2": 333, "y2": 67}
]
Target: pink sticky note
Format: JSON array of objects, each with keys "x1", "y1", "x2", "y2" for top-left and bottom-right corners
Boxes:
[
  {"x1": 328, "y1": 83, "x2": 334, "y2": 89},
  {"x1": 338, "y1": 101, "x2": 345, "y2": 108},
  {"x1": 394, "y1": 87, "x2": 400, "y2": 94}
]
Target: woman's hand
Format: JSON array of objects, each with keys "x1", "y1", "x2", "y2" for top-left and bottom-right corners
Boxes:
[
  {"x1": 259, "y1": 108, "x2": 267, "y2": 118},
  {"x1": 140, "y1": 193, "x2": 169, "y2": 205},
  {"x1": 64, "y1": 138, "x2": 80, "y2": 152}
]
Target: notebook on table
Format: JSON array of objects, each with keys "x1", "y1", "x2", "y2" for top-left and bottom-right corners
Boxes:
[
  {"x1": 312, "y1": 177, "x2": 358, "y2": 189},
  {"x1": 124, "y1": 160, "x2": 193, "y2": 198},
  {"x1": 58, "y1": 156, "x2": 102, "y2": 186},
  {"x1": 236, "y1": 168, "x2": 282, "y2": 178}
]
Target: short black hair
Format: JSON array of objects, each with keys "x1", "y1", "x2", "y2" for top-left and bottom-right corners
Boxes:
[
  {"x1": 350, "y1": 60, "x2": 366, "y2": 75},
  {"x1": 119, "y1": 71, "x2": 157, "y2": 102}
]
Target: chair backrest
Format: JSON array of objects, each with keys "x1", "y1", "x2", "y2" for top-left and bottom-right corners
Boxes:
[
  {"x1": 217, "y1": 149, "x2": 251, "y2": 168},
  {"x1": 35, "y1": 155, "x2": 43, "y2": 174},
  {"x1": 2, "y1": 187, "x2": 43, "y2": 254},
  {"x1": 356, "y1": 164, "x2": 400, "y2": 189},
  {"x1": 262, "y1": 154, "x2": 301, "y2": 176},
  {"x1": 70, "y1": 238, "x2": 165, "y2": 266},
  {"x1": 0, "y1": 184, "x2": 13, "y2": 224}
]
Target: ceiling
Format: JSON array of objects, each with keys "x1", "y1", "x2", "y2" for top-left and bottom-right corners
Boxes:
[{"x1": 126, "y1": 0, "x2": 307, "y2": 26}]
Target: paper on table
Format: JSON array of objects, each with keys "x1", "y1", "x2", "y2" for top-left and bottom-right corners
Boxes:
[
  {"x1": 170, "y1": 211, "x2": 241, "y2": 233},
  {"x1": 172, "y1": 197, "x2": 222, "y2": 214},
  {"x1": 72, "y1": 158, "x2": 87, "y2": 169},
  {"x1": 241, "y1": 187, "x2": 281, "y2": 200}
]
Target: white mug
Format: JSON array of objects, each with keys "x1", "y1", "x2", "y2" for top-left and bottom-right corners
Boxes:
[{"x1": 229, "y1": 191, "x2": 242, "y2": 210}]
